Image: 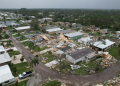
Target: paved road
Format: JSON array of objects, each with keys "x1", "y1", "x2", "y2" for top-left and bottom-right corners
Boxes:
[{"x1": 7, "y1": 31, "x2": 120, "y2": 86}]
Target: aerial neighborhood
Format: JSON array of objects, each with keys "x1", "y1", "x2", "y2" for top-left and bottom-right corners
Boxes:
[{"x1": 0, "y1": 9, "x2": 120, "y2": 86}]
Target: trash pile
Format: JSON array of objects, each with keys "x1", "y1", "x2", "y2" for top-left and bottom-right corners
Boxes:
[{"x1": 96, "y1": 76, "x2": 120, "y2": 86}]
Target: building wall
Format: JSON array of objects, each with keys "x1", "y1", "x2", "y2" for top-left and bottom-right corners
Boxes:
[
  {"x1": 74, "y1": 56, "x2": 85, "y2": 64},
  {"x1": 66, "y1": 55, "x2": 85, "y2": 64},
  {"x1": 66, "y1": 55, "x2": 75, "y2": 64}
]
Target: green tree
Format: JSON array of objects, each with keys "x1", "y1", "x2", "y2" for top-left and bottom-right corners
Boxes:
[
  {"x1": 13, "y1": 56, "x2": 16, "y2": 60},
  {"x1": 20, "y1": 56, "x2": 24, "y2": 63},
  {"x1": 29, "y1": 57, "x2": 39, "y2": 66},
  {"x1": 15, "y1": 80, "x2": 19, "y2": 86},
  {"x1": 30, "y1": 19, "x2": 39, "y2": 31}
]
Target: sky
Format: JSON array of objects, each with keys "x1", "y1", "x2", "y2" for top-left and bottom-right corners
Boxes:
[{"x1": 0, "y1": 0, "x2": 120, "y2": 9}]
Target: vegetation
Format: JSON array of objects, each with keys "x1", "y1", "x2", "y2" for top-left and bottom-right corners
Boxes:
[
  {"x1": 41, "y1": 51, "x2": 54, "y2": 63},
  {"x1": 50, "y1": 33, "x2": 57, "y2": 36},
  {"x1": 8, "y1": 51, "x2": 21, "y2": 57},
  {"x1": 42, "y1": 80, "x2": 61, "y2": 86},
  {"x1": 20, "y1": 56, "x2": 24, "y2": 63},
  {"x1": 54, "y1": 57, "x2": 104, "y2": 75},
  {"x1": 73, "y1": 28, "x2": 80, "y2": 31},
  {"x1": 22, "y1": 41, "x2": 40, "y2": 52},
  {"x1": 109, "y1": 46, "x2": 119, "y2": 60},
  {"x1": 8, "y1": 62, "x2": 32, "y2": 77},
  {"x1": 10, "y1": 79, "x2": 29, "y2": 86}
]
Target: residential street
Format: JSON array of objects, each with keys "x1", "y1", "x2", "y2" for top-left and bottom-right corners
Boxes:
[{"x1": 7, "y1": 31, "x2": 120, "y2": 86}]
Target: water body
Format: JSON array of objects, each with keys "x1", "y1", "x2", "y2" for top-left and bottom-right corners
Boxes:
[{"x1": 0, "y1": 21, "x2": 15, "y2": 26}]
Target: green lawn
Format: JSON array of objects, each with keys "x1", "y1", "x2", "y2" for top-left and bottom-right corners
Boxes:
[
  {"x1": 73, "y1": 28, "x2": 80, "y2": 31},
  {"x1": 13, "y1": 34, "x2": 22, "y2": 37},
  {"x1": 40, "y1": 46, "x2": 50, "y2": 51},
  {"x1": 22, "y1": 41, "x2": 31, "y2": 46},
  {"x1": 22, "y1": 41, "x2": 40, "y2": 52},
  {"x1": 50, "y1": 33, "x2": 57, "y2": 36},
  {"x1": 8, "y1": 51, "x2": 21, "y2": 57},
  {"x1": 109, "y1": 46, "x2": 119, "y2": 60},
  {"x1": 11, "y1": 62, "x2": 32, "y2": 77},
  {"x1": 42, "y1": 80, "x2": 61, "y2": 86},
  {"x1": 41, "y1": 51, "x2": 54, "y2": 63},
  {"x1": 18, "y1": 37, "x2": 28, "y2": 41},
  {"x1": 10, "y1": 79, "x2": 29, "y2": 86},
  {"x1": 91, "y1": 32, "x2": 102, "y2": 36}
]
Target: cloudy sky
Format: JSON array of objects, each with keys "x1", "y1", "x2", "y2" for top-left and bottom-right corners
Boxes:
[{"x1": 0, "y1": 0, "x2": 120, "y2": 9}]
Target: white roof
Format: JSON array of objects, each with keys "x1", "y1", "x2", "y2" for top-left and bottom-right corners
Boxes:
[
  {"x1": 0, "y1": 46, "x2": 5, "y2": 52},
  {"x1": 78, "y1": 36, "x2": 94, "y2": 43},
  {"x1": 0, "y1": 53, "x2": 11, "y2": 64},
  {"x1": 0, "y1": 24, "x2": 7, "y2": 28},
  {"x1": 93, "y1": 39, "x2": 115, "y2": 49},
  {"x1": 46, "y1": 28, "x2": 63, "y2": 32},
  {"x1": 116, "y1": 31, "x2": 120, "y2": 33},
  {"x1": 64, "y1": 32, "x2": 84, "y2": 37},
  {"x1": 0, "y1": 65, "x2": 14, "y2": 83},
  {"x1": 15, "y1": 26, "x2": 30, "y2": 30}
]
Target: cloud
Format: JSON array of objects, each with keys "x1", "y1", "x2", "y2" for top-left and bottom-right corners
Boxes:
[{"x1": 0, "y1": 0, "x2": 120, "y2": 9}]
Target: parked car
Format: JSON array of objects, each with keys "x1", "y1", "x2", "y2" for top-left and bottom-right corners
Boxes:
[{"x1": 19, "y1": 71, "x2": 32, "y2": 79}]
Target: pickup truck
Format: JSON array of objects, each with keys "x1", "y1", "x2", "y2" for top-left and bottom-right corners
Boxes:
[{"x1": 19, "y1": 71, "x2": 32, "y2": 79}]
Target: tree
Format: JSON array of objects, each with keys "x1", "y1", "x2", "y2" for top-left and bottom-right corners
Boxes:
[
  {"x1": 29, "y1": 57, "x2": 39, "y2": 66},
  {"x1": 15, "y1": 80, "x2": 19, "y2": 86},
  {"x1": 13, "y1": 56, "x2": 16, "y2": 60},
  {"x1": 20, "y1": 56, "x2": 24, "y2": 63},
  {"x1": 30, "y1": 19, "x2": 39, "y2": 31},
  {"x1": 4, "y1": 34, "x2": 9, "y2": 39},
  {"x1": 57, "y1": 54, "x2": 66, "y2": 72}
]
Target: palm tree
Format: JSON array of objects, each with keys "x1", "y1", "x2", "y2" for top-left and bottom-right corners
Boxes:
[{"x1": 29, "y1": 57, "x2": 39, "y2": 67}]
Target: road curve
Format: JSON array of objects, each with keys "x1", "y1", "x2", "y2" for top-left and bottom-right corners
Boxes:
[{"x1": 7, "y1": 31, "x2": 120, "y2": 86}]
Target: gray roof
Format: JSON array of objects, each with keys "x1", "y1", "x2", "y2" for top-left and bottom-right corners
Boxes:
[
  {"x1": 43, "y1": 25, "x2": 58, "y2": 30},
  {"x1": 56, "y1": 29, "x2": 73, "y2": 34},
  {"x1": 70, "y1": 48, "x2": 95, "y2": 60},
  {"x1": 101, "y1": 29, "x2": 109, "y2": 31},
  {"x1": 58, "y1": 45, "x2": 71, "y2": 52}
]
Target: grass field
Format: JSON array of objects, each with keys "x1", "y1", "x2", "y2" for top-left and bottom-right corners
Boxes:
[
  {"x1": 8, "y1": 51, "x2": 21, "y2": 57},
  {"x1": 10, "y1": 79, "x2": 29, "y2": 86},
  {"x1": 42, "y1": 80, "x2": 61, "y2": 86},
  {"x1": 11, "y1": 62, "x2": 32, "y2": 77},
  {"x1": 109, "y1": 46, "x2": 119, "y2": 60}
]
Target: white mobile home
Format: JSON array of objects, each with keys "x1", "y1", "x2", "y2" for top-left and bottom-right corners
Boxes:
[{"x1": 0, "y1": 65, "x2": 15, "y2": 86}]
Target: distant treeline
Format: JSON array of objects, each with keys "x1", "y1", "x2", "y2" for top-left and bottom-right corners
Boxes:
[{"x1": 1, "y1": 9, "x2": 120, "y2": 31}]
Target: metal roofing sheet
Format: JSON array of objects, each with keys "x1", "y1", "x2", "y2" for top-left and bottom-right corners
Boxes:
[{"x1": 0, "y1": 65, "x2": 14, "y2": 83}]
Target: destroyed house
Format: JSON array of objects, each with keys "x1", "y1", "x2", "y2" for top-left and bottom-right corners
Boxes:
[
  {"x1": 57, "y1": 45, "x2": 71, "y2": 52},
  {"x1": 66, "y1": 48, "x2": 96, "y2": 64}
]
